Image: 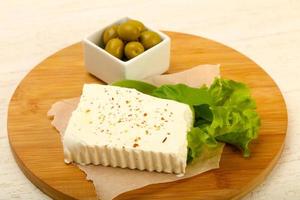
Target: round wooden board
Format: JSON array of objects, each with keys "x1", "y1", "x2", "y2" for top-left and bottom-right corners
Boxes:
[{"x1": 8, "y1": 31, "x2": 287, "y2": 200}]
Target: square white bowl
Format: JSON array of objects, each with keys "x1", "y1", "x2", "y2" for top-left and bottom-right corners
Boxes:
[{"x1": 83, "y1": 17, "x2": 170, "y2": 84}]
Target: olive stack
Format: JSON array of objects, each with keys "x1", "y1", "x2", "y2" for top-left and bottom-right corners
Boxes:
[{"x1": 102, "y1": 19, "x2": 162, "y2": 61}]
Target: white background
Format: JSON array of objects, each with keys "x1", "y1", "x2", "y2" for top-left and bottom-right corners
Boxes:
[{"x1": 1, "y1": 0, "x2": 300, "y2": 199}]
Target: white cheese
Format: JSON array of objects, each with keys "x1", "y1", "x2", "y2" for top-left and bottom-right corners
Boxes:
[{"x1": 63, "y1": 84, "x2": 193, "y2": 174}]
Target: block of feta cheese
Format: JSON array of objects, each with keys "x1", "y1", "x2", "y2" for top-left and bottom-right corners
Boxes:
[{"x1": 63, "y1": 84, "x2": 193, "y2": 174}]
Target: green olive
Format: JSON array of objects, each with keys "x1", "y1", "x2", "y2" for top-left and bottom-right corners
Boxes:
[
  {"x1": 127, "y1": 19, "x2": 146, "y2": 32},
  {"x1": 124, "y1": 42, "x2": 145, "y2": 59},
  {"x1": 105, "y1": 38, "x2": 124, "y2": 59},
  {"x1": 140, "y1": 31, "x2": 162, "y2": 49},
  {"x1": 102, "y1": 25, "x2": 118, "y2": 45},
  {"x1": 117, "y1": 22, "x2": 140, "y2": 41}
]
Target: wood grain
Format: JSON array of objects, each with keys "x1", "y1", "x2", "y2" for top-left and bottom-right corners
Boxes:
[{"x1": 7, "y1": 32, "x2": 287, "y2": 200}]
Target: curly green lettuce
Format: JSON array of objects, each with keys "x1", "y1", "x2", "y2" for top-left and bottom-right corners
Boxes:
[
  {"x1": 206, "y1": 79, "x2": 260, "y2": 157},
  {"x1": 112, "y1": 78, "x2": 261, "y2": 163}
]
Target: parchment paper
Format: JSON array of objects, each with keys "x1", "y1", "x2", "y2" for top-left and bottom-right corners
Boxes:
[
  {"x1": 144, "y1": 64, "x2": 220, "y2": 87},
  {"x1": 48, "y1": 64, "x2": 224, "y2": 200}
]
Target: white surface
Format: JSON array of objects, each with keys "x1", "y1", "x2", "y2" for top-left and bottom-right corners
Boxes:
[
  {"x1": 63, "y1": 84, "x2": 192, "y2": 173},
  {"x1": 83, "y1": 17, "x2": 170, "y2": 84},
  {"x1": 0, "y1": 0, "x2": 299, "y2": 199}
]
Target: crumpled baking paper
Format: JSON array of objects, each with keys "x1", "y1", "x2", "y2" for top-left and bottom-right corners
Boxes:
[
  {"x1": 48, "y1": 64, "x2": 224, "y2": 200},
  {"x1": 144, "y1": 64, "x2": 220, "y2": 87}
]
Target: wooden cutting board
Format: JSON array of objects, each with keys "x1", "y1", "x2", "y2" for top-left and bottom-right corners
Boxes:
[{"x1": 7, "y1": 31, "x2": 287, "y2": 200}]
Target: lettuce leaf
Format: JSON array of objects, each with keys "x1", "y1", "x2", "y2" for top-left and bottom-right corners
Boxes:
[
  {"x1": 112, "y1": 80, "x2": 157, "y2": 95},
  {"x1": 194, "y1": 104, "x2": 212, "y2": 126},
  {"x1": 207, "y1": 79, "x2": 260, "y2": 157},
  {"x1": 208, "y1": 79, "x2": 256, "y2": 109},
  {"x1": 152, "y1": 84, "x2": 212, "y2": 105},
  {"x1": 187, "y1": 127, "x2": 219, "y2": 163},
  {"x1": 111, "y1": 78, "x2": 260, "y2": 162}
]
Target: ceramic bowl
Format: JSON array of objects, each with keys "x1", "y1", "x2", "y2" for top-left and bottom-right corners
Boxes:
[{"x1": 83, "y1": 17, "x2": 170, "y2": 83}]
